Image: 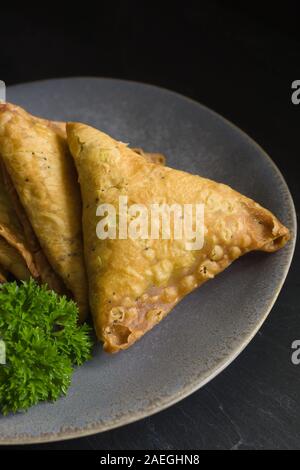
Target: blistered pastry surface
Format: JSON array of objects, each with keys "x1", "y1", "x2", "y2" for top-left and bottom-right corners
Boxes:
[
  {"x1": 67, "y1": 123, "x2": 289, "y2": 352},
  {"x1": 0, "y1": 104, "x2": 88, "y2": 319}
]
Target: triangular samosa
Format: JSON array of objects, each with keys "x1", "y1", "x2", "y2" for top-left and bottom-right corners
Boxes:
[
  {"x1": 67, "y1": 122, "x2": 290, "y2": 353},
  {"x1": 0, "y1": 103, "x2": 88, "y2": 319}
]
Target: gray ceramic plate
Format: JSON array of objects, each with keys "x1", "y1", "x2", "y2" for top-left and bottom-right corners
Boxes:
[{"x1": 0, "y1": 78, "x2": 296, "y2": 444}]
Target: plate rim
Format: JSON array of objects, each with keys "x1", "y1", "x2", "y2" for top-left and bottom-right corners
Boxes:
[{"x1": 1, "y1": 77, "x2": 297, "y2": 445}]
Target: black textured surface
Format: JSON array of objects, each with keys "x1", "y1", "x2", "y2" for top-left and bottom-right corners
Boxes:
[{"x1": 0, "y1": 2, "x2": 299, "y2": 450}]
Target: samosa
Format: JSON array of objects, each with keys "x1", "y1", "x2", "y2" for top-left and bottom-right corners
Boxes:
[
  {"x1": 67, "y1": 122, "x2": 290, "y2": 353},
  {"x1": 0, "y1": 103, "x2": 88, "y2": 319}
]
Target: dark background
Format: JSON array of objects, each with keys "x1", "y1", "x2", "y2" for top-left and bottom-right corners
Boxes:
[{"x1": 1, "y1": 1, "x2": 300, "y2": 450}]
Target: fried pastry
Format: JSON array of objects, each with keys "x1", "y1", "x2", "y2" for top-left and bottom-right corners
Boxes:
[
  {"x1": 67, "y1": 123, "x2": 290, "y2": 352},
  {"x1": 0, "y1": 103, "x2": 88, "y2": 319}
]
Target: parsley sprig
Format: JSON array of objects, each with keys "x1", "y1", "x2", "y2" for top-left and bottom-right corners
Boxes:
[{"x1": 0, "y1": 279, "x2": 93, "y2": 415}]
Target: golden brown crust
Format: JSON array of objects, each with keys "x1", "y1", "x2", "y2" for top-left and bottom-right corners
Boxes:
[
  {"x1": 0, "y1": 103, "x2": 88, "y2": 319},
  {"x1": 67, "y1": 123, "x2": 290, "y2": 353}
]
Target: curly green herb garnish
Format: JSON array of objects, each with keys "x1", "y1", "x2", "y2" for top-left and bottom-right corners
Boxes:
[{"x1": 0, "y1": 279, "x2": 93, "y2": 415}]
